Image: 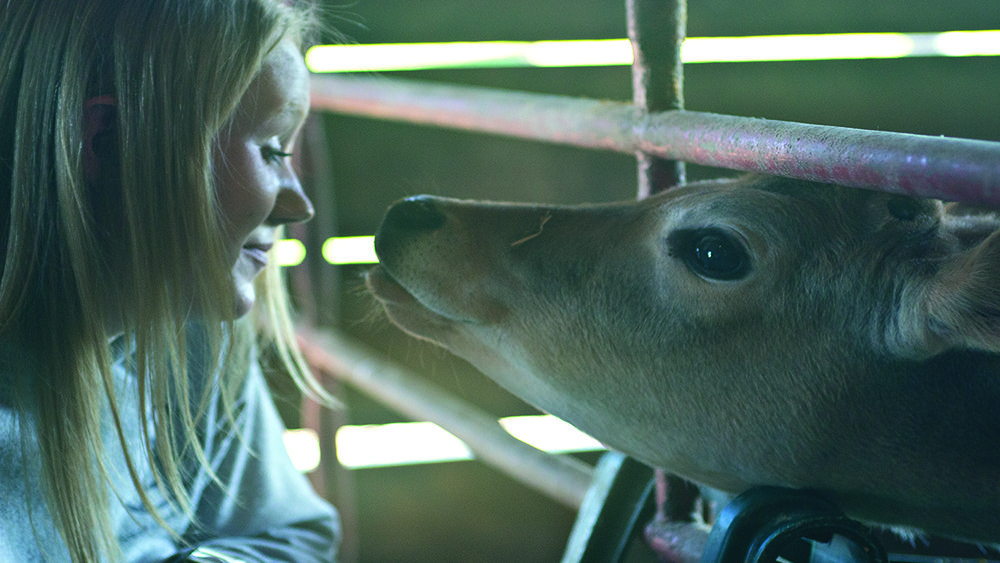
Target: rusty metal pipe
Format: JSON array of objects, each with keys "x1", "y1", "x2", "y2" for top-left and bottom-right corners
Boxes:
[
  {"x1": 311, "y1": 74, "x2": 1000, "y2": 205},
  {"x1": 297, "y1": 327, "x2": 595, "y2": 509},
  {"x1": 628, "y1": 0, "x2": 687, "y2": 195}
]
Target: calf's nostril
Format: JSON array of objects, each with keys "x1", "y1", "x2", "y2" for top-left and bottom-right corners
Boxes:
[{"x1": 385, "y1": 195, "x2": 446, "y2": 231}]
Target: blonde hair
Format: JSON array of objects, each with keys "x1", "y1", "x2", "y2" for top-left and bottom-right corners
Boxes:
[{"x1": 0, "y1": 0, "x2": 325, "y2": 560}]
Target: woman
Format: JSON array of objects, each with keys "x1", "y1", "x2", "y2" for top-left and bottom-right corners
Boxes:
[{"x1": 0, "y1": 0, "x2": 340, "y2": 561}]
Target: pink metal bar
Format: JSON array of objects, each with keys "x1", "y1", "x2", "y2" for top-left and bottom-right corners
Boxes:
[
  {"x1": 311, "y1": 74, "x2": 1000, "y2": 205},
  {"x1": 297, "y1": 328, "x2": 595, "y2": 510},
  {"x1": 628, "y1": 0, "x2": 687, "y2": 194},
  {"x1": 628, "y1": 0, "x2": 697, "y2": 542}
]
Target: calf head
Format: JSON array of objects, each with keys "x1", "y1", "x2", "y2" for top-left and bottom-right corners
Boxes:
[{"x1": 367, "y1": 175, "x2": 1000, "y2": 541}]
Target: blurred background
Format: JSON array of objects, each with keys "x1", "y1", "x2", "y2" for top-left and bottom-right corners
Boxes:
[{"x1": 274, "y1": 1, "x2": 1000, "y2": 561}]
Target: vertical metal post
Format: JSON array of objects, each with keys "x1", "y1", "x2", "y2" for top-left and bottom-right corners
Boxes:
[
  {"x1": 627, "y1": 0, "x2": 687, "y2": 197},
  {"x1": 295, "y1": 115, "x2": 361, "y2": 562},
  {"x1": 298, "y1": 115, "x2": 341, "y2": 327},
  {"x1": 628, "y1": 0, "x2": 702, "y2": 551}
]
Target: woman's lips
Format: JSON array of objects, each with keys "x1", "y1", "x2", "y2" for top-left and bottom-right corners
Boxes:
[{"x1": 242, "y1": 243, "x2": 272, "y2": 268}]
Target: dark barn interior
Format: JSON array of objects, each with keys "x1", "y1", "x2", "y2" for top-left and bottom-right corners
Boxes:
[{"x1": 280, "y1": 1, "x2": 1000, "y2": 561}]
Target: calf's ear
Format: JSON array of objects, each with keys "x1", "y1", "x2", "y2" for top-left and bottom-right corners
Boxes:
[{"x1": 899, "y1": 231, "x2": 1000, "y2": 357}]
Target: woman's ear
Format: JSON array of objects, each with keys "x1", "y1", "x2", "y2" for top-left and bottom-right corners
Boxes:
[{"x1": 83, "y1": 96, "x2": 117, "y2": 185}]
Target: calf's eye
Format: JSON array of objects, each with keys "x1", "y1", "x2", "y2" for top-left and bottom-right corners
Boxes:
[{"x1": 668, "y1": 228, "x2": 751, "y2": 281}]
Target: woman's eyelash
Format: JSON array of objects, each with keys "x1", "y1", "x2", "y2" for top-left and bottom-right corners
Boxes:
[{"x1": 262, "y1": 146, "x2": 293, "y2": 163}]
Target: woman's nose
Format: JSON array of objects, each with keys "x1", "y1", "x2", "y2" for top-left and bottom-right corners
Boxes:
[{"x1": 268, "y1": 173, "x2": 315, "y2": 226}]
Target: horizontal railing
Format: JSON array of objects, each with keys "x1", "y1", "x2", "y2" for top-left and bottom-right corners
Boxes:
[
  {"x1": 298, "y1": 328, "x2": 596, "y2": 509},
  {"x1": 304, "y1": 57, "x2": 1000, "y2": 519},
  {"x1": 311, "y1": 74, "x2": 1000, "y2": 205}
]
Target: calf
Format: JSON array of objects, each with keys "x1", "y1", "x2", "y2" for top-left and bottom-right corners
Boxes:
[{"x1": 366, "y1": 174, "x2": 1000, "y2": 545}]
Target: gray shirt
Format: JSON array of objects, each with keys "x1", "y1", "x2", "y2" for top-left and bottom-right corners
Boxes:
[{"x1": 0, "y1": 334, "x2": 340, "y2": 562}]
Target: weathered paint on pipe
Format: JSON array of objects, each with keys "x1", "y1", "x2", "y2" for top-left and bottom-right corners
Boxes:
[
  {"x1": 628, "y1": 0, "x2": 687, "y2": 194},
  {"x1": 638, "y1": 112, "x2": 1000, "y2": 203},
  {"x1": 311, "y1": 75, "x2": 633, "y2": 149},
  {"x1": 311, "y1": 74, "x2": 1000, "y2": 205},
  {"x1": 297, "y1": 327, "x2": 595, "y2": 509}
]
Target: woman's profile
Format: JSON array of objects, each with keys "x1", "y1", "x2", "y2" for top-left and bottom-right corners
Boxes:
[{"x1": 0, "y1": 1, "x2": 340, "y2": 561}]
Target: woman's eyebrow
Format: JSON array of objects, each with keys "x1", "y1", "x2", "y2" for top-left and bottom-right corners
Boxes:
[
  {"x1": 260, "y1": 96, "x2": 309, "y2": 135},
  {"x1": 281, "y1": 98, "x2": 309, "y2": 123}
]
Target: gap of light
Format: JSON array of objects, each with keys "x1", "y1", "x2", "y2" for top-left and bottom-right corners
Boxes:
[
  {"x1": 935, "y1": 29, "x2": 1000, "y2": 56},
  {"x1": 334, "y1": 414, "x2": 606, "y2": 469},
  {"x1": 306, "y1": 30, "x2": 1000, "y2": 73},
  {"x1": 682, "y1": 33, "x2": 914, "y2": 63},
  {"x1": 276, "y1": 238, "x2": 307, "y2": 267},
  {"x1": 498, "y1": 414, "x2": 606, "y2": 454},
  {"x1": 283, "y1": 428, "x2": 322, "y2": 472},
  {"x1": 276, "y1": 236, "x2": 380, "y2": 266},
  {"x1": 336, "y1": 421, "x2": 474, "y2": 468},
  {"x1": 322, "y1": 235, "x2": 378, "y2": 265}
]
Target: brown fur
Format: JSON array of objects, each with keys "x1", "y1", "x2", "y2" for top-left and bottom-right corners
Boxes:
[{"x1": 366, "y1": 175, "x2": 1000, "y2": 544}]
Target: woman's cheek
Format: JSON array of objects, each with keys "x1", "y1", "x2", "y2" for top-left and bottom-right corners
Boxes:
[{"x1": 214, "y1": 142, "x2": 274, "y2": 239}]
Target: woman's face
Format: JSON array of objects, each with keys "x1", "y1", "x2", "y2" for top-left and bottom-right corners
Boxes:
[{"x1": 213, "y1": 39, "x2": 314, "y2": 317}]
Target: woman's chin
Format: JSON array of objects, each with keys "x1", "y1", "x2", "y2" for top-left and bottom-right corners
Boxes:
[{"x1": 231, "y1": 279, "x2": 256, "y2": 319}]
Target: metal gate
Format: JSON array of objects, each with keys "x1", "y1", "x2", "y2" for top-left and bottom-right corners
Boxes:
[{"x1": 297, "y1": 1, "x2": 1000, "y2": 561}]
